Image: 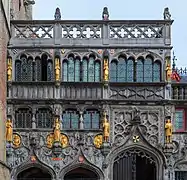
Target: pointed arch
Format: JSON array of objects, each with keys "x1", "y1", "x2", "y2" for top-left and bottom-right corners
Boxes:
[
  {"x1": 62, "y1": 59, "x2": 68, "y2": 81},
  {"x1": 110, "y1": 59, "x2": 118, "y2": 82},
  {"x1": 127, "y1": 58, "x2": 134, "y2": 82},
  {"x1": 82, "y1": 57, "x2": 88, "y2": 82},
  {"x1": 117, "y1": 57, "x2": 126, "y2": 82},
  {"x1": 15, "y1": 59, "x2": 22, "y2": 81},
  {"x1": 94, "y1": 60, "x2": 101, "y2": 82},
  {"x1": 144, "y1": 56, "x2": 153, "y2": 82},
  {"x1": 153, "y1": 60, "x2": 161, "y2": 82},
  {"x1": 136, "y1": 58, "x2": 144, "y2": 82}
]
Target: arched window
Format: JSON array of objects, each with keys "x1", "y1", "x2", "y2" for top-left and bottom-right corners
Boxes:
[
  {"x1": 68, "y1": 56, "x2": 75, "y2": 82},
  {"x1": 75, "y1": 57, "x2": 80, "y2": 81},
  {"x1": 88, "y1": 56, "x2": 95, "y2": 82},
  {"x1": 15, "y1": 108, "x2": 32, "y2": 128},
  {"x1": 62, "y1": 109, "x2": 79, "y2": 129},
  {"x1": 110, "y1": 60, "x2": 117, "y2": 82},
  {"x1": 153, "y1": 61, "x2": 161, "y2": 82},
  {"x1": 83, "y1": 110, "x2": 100, "y2": 129},
  {"x1": 20, "y1": 55, "x2": 30, "y2": 81},
  {"x1": 62, "y1": 60, "x2": 68, "y2": 81},
  {"x1": 95, "y1": 61, "x2": 101, "y2": 82},
  {"x1": 15, "y1": 60, "x2": 22, "y2": 81},
  {"x1": 82, "y1": 58, "x2": 88, "y2": 82},
  {"x1": 35, "y1": 57, "x2": 42, "y2": 81},
  {"x1": 36, "y1": 108, "x2": 53, "y2": 128},
  {"x1": 136, "y1": 59, "x2": 144, "y2": 82},
  {"x1": 117, "y1": 57, "x2": 126, "y2": 82},
  {"x1": 144, "y1": 57, "x2": 153, "y2": 82},
  {"x1": 127, "y1": 59, "x2": 134, "y2": 82},
  {"x1": 47, "y1": 60, "x2": 53, "y2": 81}
]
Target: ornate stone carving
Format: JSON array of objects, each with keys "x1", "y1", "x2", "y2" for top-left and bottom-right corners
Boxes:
[
  {"x1": 94, "y1": 134, "x2": 103, "y2": 149},
  {"x1": 12, "y1": 134, "x2": 21, "y2": 149}
]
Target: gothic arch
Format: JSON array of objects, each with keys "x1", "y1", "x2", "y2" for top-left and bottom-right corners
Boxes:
[
  {"x1": 11, "y1": 162, "x2": 56, "y2": 180},
  {"x1": 60, "y1": 163, "x2": 104, "y2": 180},
  {"x1": 108, "y1": 144, "x2": 165, "y2": 180}
]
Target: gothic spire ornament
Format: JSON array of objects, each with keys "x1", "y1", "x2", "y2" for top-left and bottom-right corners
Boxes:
[
  {"x1": 102, "y1": 7, "x2": 109, "y2": 20},
  {"x1": 54, "y1": 7, "x2": 61, "y2": 20}
]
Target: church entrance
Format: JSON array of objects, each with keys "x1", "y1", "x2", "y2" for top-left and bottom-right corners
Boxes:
[
  {"x1": 17, "y1": 167, "x2": 52, "y2": 180},
  {"x1": 113, "y1": 148, "x2": 157, "y2": 180},
  {"x1": 64, "y1": 167, "x2": 99, "y2": 180}
]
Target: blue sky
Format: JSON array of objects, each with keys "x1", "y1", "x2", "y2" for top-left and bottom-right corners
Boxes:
[{"x1": 33, "y1": 0, "x2": 187, "y2": 67}]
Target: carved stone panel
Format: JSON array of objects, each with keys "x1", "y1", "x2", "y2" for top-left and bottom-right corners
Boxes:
[{"x1": 111, "y1": 106, "x2": 164, "y2": 148}]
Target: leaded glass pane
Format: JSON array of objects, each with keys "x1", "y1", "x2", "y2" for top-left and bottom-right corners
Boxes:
[
  {"x1": 117, "y1": 58, "x2": 126, "y2": 82},
  {"x1": 63, "y1": 111, "x2": 70, "y2": 129},
  {"x1": 36, "y1": 108, "x2": 52, "y2": 129},
  {"x1": 144, "y1": 58, "x2": 153, "y2": 82},
  {"x1": 68, "y1": 57, "x2": 75, "y2": 82},
  {"x1": 92, "y1": 111, "x2": 100, "y2": 129},
  {"x1": 27, "y1": 58, "x2": 33, "y2": 81},
  {"x1": 47, "y1": 61, "x2": 53, "y2": 81},
  {"x1": 136, "y1": 60, "x2": 144, "y2": 82},
  {"x1": 94, "y1": 61, "x2": 100, "y2": 82},
  {"x1": 110, "y1": 61, "x2": 117, "y2": 82},
  {"x1": 82, "y1": 59, "x2": 88, "y2": 82},
  {"x1": 35, "y1": 59, "x2": 41, "y2": 81},
  {"x1": 84, "y1": 112, "x2": 91, "y2": 129},
  {"x1": 75, "y1": 59, "x2": 80, "y2": 82},
  {"x1": 175, "y1": 171, "x2": 187, "y2": 180},
  {"x1": 88, "y1": 57, "x2": 95, "y2": 82},
  {"x1": 71, "y1": 112, "x2": 79, "y2": 129},
  {"x1": 15, "y1": 60, "x2": 22, "y2": 81},
  {"x1": 84, "y1": 111, "x2": 100, "y2": 129},
  {"x1": 21, "y1": 57, "x2": 28, "y2": 81},
  {"x1": 127, "y1": 59, "x2": 134, "y2": 82},
  {"x1": 175, "y1": 110, "x2": 184, "y2": 131},
  {"x1": 153, "y1": 62, "x2": 161, "y2": 82},
  {"x1": 62, "y1": 61, "x2": 68, "y2": 81},
  {"x1": 15, "y1": 108, "x2": 32, "y2": 128}
]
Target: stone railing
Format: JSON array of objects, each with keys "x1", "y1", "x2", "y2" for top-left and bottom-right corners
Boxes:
[{"x1": 9, "y1": 20, "x2": 173, "y2": 48}]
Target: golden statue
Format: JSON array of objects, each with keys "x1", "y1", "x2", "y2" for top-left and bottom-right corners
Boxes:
[
  {"x1": 60, "y1": 134, "x2": 68, "y2": 148},
  {"x1": 103, "y1": 112, "x2": 110, "y2": 142},
  {"x1": 166, "y1": 63, "x2": 172, "y2": 82},
  {"x1": 55, "y1": 58, "x2": 60, "y2": 81},
  {"x1": 6, "y1": 119, "x2": 13, "y2": 142},
  {"x1": 103, "y1": 58, "x2": 109, "y2": 81},
  {"x1": 46, "y1": 133, "x2": 54, "y2": 148},
  {"x1": 13, "y1": 134, "x2": 21, "y2": 148},
  {"x1": 94, "y1": 134, "x2": 103, "y2": 148},
  {"x1": 7, "y1": 58, "x2": 12, "y2": 81},
  {"x1": 165, "y1": 119, "x2": 172, "y2": 144},
  {"x1": 53, "y1": 117, "x2": 61, "y2": 142}
]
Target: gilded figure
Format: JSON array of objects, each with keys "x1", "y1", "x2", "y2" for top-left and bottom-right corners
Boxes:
[
  {"x1": 103, "y1": 58, "x2": 109, "y2": 81},
  {"x1": 7, "y1": 58, "x2": 12, "y2": 81},
  {"x1": 6, "y1": 119, "x2": 13, "y2": 142},
  {"x1": 103, "y1": 112, "x2": 110, "y2": 142},
  {"x1": 46, "y1": 133, "x2": 54, "y2": 148},
  {"x1": 166, "y1": 63, "x2": 172, "y2": 82},
  {"x1": 53, "y1": 117, "x2": 61, "y2": 142},
  {"x1": 13, "y1": 134, "x2": 21, "y2": 148},
  {"x1": 165, "y1": 119, "x2": 172, "y2": 144},
  {"x1": 60, "y1": 134, "x2": 68, "y2": 148},
  {"x1": 55, "y1": 58, "x2": 60, "y2": 81},
  {"x1": 94, "y1": 134, "x2": 103, "y2": 148}
]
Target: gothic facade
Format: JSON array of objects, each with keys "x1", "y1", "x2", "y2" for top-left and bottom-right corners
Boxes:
[{"x1": 6, "y1": 7, "x2": 187, "y2": 180}]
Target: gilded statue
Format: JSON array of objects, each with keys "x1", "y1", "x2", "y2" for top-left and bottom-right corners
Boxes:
[
  {"x1": 165, "y1": 119, "x2": 172, "y2": 144},
  {"x1": 6, "y1": 119, "x2": 13, "y2": 142},
  {"x1": 166, "y1": 63, "x2": 172, "y2": 82},
  {"x1": 103, "y1": 58, "x2": 109, "y2": 81},
  {"x1": 94, "y1": 134, "x2": 103, "y2": 148},
  {"x1": 46, "y1": 133, "x2": 54, "y2": 148},
  {"x1": 103, "y1": 112, "x2": 110, "y2": 142},
  {"x1": 55, "y1": 58, "x2": 60, "y2": 81},
  {"x1": 13, "y1": 134, "x2": 21, "y2": 148},
  {"x1": 60, "y1": 134, "x2": 68, "y2": 148},
  {"x1": 53, "y1": 117, "x2": 61, "y2": 142},
  {"x1": 7, "y1": 58, "x2": 12, "y2": 81}
]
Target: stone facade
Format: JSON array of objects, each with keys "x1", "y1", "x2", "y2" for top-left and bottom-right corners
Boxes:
[{"x1": 6, "y1": 6, "x2": 187, "y2": 180}]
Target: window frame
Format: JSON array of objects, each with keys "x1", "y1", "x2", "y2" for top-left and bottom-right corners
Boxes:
[{"x1": 175, "y1": 108, "x2": 186, "y2": 132}]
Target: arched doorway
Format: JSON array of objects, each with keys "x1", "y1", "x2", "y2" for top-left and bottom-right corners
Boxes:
[
  {"x1": 17, "y1": 167, "x2": 52, "y2": 180},
  {"x1": 113, "y1": 148, "x2": 157, "y2": 180},
  {"x1": 64, "y1": 167, "x2": 99, "y2": 180}
]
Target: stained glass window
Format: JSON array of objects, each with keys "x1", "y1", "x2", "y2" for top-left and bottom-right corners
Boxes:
[
  {"x1": 62, "y1": 60, "x2": 68, "y2": 81},
  {"x1": 27, "y1": 58, "x2": 33, "y2": 81},
  {"x1": 144, "y1": 57, "x2": 153, "y2": 82},
  {"x1": 36, "y1": 108, "x2": 53, "y2": 128},
  {"x1": 47, "y1": 60, "x2": 53, "y2": 81},
  {"x1": 136, "y1": 60, "x2": 144, "y2": 82},
  {"x1": 94, "y1": 61, "x2": 100, "y2": 82},
  {"x1": 83, "y1": 110, "x2": 100, "y2": 129},
  {"x1": 127, "y1": 59, "x2": 134, "y2": 82},
  {"x1": 35, "y1": 58, "x2": 41, "y2": 81},
  {"x1": 110, "y1": 60, "x2": 117, "y2": 82},
  {"x1": 21, "y1": 57, "x2": 28, "y2": 81},
  {"x1": 62, "y1": 110, "x2": 79, "y2": 129},
  {"x1": 82, "y1": 58, "x2": 88, "y2": 82},
  {"x1": 153, "y1": 61, "x2": 161, "y2": 82},
  {"x1": 117, "y1": 58, "x2": 126, "y2": 82},
  {"x1": 15, "y1": 60, "x2": 22, "y2": 81},
  {"x1": 68, "y1": 57, "x2": 75, "y2": 82},
  {"x1": 75, "y1": 58, "x2": 80, "y2": 82},
  {"x1": 175, "y1": 109, "x2": 185, "y2": 132},
  {"x1": 88, "y1": 57, "x2": 95, "y2": 82},
  {"x1": 15, "y1": 108, "x2": 32, "y2": 128}
]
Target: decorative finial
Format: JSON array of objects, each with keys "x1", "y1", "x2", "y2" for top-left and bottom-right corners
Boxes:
[
  {"x1": 172, "y1": 51, "x2": 177, "y2": 70},
  {"x1": 163, "y1": 7, "x2": 171, "y2": 20},
  {"x1": 54, "y1": 7, "x2": 61, "y2": 20},
  {"x1": 102, "y1": 7, "x2": 109, "y2": 20}
]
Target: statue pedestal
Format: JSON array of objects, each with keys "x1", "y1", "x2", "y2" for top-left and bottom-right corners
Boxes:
[
  {"x1": 55, "y1": 81, "x2": 60, "y2": 87},
  {"x1": 6, "y1": 143, "x2": 13, "y2": 157},
  {"x1": 163, "y1": 143, "x2": 173, "y2": 157},
  {"x1": 101, "y1": 142, "x2": 110, "y2": 169},
  {"x1": 53, "y1": 142, "x2": 62, "y2": 156}
]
